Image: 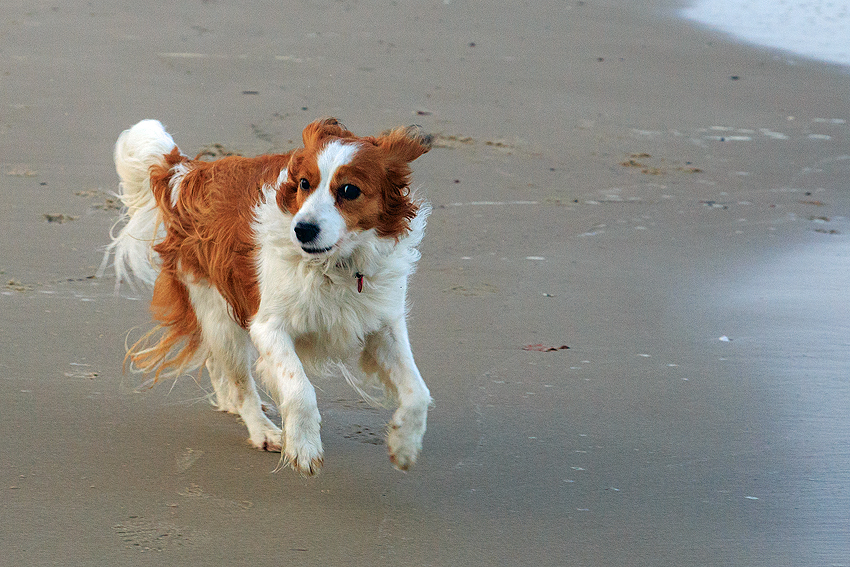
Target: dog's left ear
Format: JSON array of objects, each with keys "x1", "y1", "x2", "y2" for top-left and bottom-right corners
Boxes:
[
  {"x1": 371, "y1": 126, "x2": 431, "y2": 239},
  {"x1": 377, "y1": 125, "x2": 432, "y2": 164}
]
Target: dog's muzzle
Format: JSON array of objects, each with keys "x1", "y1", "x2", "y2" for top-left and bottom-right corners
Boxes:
[{"x1": 294, "y1": 221, "x2": 333, "y2": 254}]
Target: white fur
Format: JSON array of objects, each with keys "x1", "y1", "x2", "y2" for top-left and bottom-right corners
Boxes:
[
  {"x1": 168, "y1": 162, "x2": 192, "y2": 208},
  {"x1": 251, "y1": 179, "x2": 432, "y2": 473},
  {"x1": 98, "y1": 119, "x2": 183, "y2": 291},
  {"x1": 102, "y1": 120, "x2": 432, "y2": 475},
  {"x1": 186, "y1": 278, "x2": 282, "y2": 451}
]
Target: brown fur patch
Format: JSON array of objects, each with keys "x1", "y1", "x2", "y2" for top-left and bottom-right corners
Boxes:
[
  {"x1": 280, "y1": 120, "x2": 431, "y2": 238},
  {"x1": 129, "y1": 149, "x2": 291, "y2": 379}
]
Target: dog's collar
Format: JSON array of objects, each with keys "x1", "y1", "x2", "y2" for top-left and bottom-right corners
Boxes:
[{"x1": 331, "y1": 258, "x2": 364, "y2": 293}]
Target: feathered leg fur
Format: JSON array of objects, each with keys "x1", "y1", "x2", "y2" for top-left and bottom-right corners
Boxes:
[{"x1": 101, "y1": 120, "x2": 278, "y2": 449}]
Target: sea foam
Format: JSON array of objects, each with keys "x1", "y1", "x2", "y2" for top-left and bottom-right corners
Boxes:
[{"x1": 681, "y1": 0, "x2": 850, "y2": 68}]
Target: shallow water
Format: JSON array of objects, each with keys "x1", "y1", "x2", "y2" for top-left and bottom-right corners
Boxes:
[{"x1": 681, "y1": 0, "x2": 850, "y2": 68}]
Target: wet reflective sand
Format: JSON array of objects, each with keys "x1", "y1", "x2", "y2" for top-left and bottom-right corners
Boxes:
[{"x1": 1, "y1": 1, "x2": 848, "y2": 565}]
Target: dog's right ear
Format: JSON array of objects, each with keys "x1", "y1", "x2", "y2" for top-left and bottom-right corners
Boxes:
[{"x1": 301, "y1": 117, "x2": 354, "y2": 148}]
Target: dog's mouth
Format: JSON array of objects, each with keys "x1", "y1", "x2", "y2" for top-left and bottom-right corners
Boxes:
[{"x1": 300, "y1": 244, "x2": 334, "y2": 255}]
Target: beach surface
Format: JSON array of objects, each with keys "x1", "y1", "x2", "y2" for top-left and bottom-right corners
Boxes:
[{"x1": 1, "y1": 1, "x2": 849, "y2": 565}]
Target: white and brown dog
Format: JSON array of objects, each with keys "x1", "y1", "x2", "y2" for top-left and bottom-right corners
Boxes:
[{"x1": 102, "y1": 118, "x2": 432, "y2": 475}]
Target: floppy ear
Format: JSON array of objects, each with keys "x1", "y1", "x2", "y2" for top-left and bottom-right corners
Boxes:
[
  {"x1": 372, "y1": 126, "x2": 431, "y2": 239},
  {"x1": 377, "y1": 125, "x2": 432, "y2": 163},
  {"x1": 301, "y1": 117, "x2": 354, "y2": 148}
]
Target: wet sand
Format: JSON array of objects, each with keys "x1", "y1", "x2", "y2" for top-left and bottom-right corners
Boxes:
[{"x1": 2, "y1": 1, "x2": 849, "y2": 565}]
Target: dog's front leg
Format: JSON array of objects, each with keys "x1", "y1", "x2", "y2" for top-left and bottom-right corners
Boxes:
[
  {"x1": 250, "y1": 317, "x2": 323, "y2": 476},
  {"x1": 361, "y1": 320, "x2": 432, "y2": 470}
]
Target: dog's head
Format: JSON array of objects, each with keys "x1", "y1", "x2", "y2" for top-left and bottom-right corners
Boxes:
[{"x1": 277, "y1": 118, "x2": 431, "y2": 257}]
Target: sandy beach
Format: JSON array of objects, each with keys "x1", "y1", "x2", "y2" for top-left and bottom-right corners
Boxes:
[{"x1": 2, "y1": 1, "x2": 849, "y2": 565}]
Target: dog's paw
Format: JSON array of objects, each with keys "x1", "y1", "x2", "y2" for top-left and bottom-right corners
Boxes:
[
  {"x1": 248, "y1": 424, "x2": 282, "y2": 453},
  {"x1": 386, "y1": 421, "x2": 424, "y2": 471},
  {"x1": 283, "y1": 422, "x2": 324, "y2": 476},
  {"x1": 284, "y1": 441, "x2": 324, "y2": 476},
  {"x1": 241, "y1": 405, "x2": 283, "y2": 452},
  {"x1": 285, "y1": 450, "x2": 324, "y2": 477}
]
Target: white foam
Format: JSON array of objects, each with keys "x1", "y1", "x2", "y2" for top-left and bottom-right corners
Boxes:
[{"x1": 681, "y1": 0, "x2": 850, "y2": 68}]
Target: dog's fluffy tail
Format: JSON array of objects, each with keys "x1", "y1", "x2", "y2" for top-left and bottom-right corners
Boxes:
[{"x1": 98, "y1": 119, "x2": 178, "y2": 291}]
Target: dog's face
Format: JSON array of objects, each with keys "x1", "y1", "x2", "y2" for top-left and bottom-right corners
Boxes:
[{"x1": 277, "y1": 118, "x2": 431, "y2": 257}]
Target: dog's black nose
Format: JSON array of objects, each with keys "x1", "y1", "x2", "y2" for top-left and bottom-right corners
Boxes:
[{"x1": 294, "y1": 221, "x2": 321, "y2": 244}]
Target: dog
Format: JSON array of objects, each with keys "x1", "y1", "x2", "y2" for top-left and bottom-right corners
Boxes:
[{"x1": 101, "y1": 118, "x2": 433, "y2": 475}]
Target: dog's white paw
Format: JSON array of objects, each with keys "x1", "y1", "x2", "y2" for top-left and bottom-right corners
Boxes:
[
  {"x1": 386, "y1": 414, "x2": 425, "y2": 471},
  {"x1": 247, "y1": 422, "x2": 283, "y2": 453},
  {"x1": 283, "y1": 419, "x2": 324, "y2": 476},
  {"x1": 284, "y1": 438, "x2": 324, "y2": 476},
  {"x1": 241, "y1": 407, "x2": 283, "y2": 452},
  {"x1": 284, "y1": 448, "x2": 324, "y2": 476}
]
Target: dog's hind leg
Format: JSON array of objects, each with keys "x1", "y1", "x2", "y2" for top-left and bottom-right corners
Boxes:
[
  {"x1": 206, "y1": 357, "x2": 242, "y2": 414},
  {"x1": 206, "y1": 346, "x2": 282, "y2": 452},
  {"x1": 360, "y1": 320, "x2": 432, "y2": 471},
  {"x1": 188, "y1": 281, "x2": 282, "y2": 452}
]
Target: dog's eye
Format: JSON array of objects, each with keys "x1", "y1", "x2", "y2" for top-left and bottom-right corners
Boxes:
[
  {"x1": 338, "y1": 184, "x2": 361, "y2": 200},
  {"x1": 299, "y1": 178, "x2": 310, "y2": 191}
]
